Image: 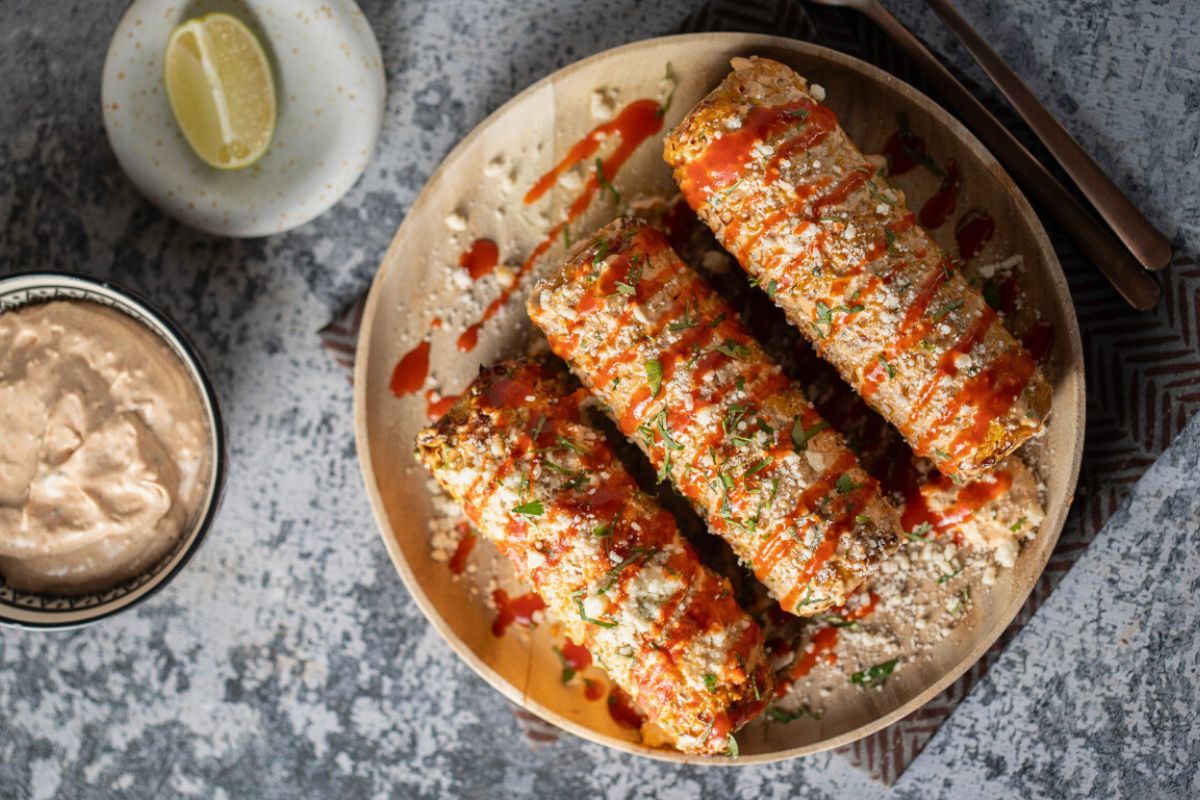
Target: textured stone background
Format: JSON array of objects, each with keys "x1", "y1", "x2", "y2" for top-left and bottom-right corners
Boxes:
[{"x1": 1, "y1": 0, "x2": 1197, "y2": 798}]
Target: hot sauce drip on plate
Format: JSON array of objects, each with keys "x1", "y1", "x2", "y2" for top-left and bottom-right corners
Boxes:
[
  {"x1": 459, "y1": 238, "x2": 500, "y2": 281},
  {"x1": 880, "y1": 113, "x2": 927, "y2": 177},
  {"x1": 919, "y1": 158, "x2": 961, "y2": 229},
  {"x1": 773, "y1": 592, "x2": 881, "y2": 697},
  {"x1": 424, "y1": 389, "x2": 459, "y2": 420},
  {"x1": 560, "y1": 639, "x2": 593, "y2": 673},
  {"x1": 607, "y1": 685, "x2": 646, "y2": 730},
  {"x1": 448, "y1": 524, "x2": 476, "y2": 575},
  {"x1": 491, "y1": 589, "x2": 546, "y2": 637},
  {"x1": 1022, "y1": 320, "x2": 1055, "y2": 363},
  {"x1": 456, "y1": 99, "x2": 664, "y2": 352},
  {"x1": 389, "y1": 340, "x2": 430, "y2": 397},
  {"x1": 955, "y1": 210, "x2": 994, "y2": 262}
]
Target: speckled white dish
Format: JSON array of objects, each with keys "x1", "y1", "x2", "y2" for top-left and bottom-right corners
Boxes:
[{"x1": 101, "y1": 0, "x2": 385, "y2": 237}]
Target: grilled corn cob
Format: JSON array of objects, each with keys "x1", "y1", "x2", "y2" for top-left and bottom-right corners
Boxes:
[
  {"x1": 663, "y1": 57, "x2": 1051, "y2": 478},
  {"x1": 527, "y1": 218, "x2": 904, "y2": 616},
  {"x1": 416, "y1": 360, "x2": 771, "y2": 755}
]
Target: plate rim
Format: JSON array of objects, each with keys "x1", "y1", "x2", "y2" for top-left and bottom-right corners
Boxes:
[{"x1": 353, "y1": 31, "x2": 1085, "y2": 765}]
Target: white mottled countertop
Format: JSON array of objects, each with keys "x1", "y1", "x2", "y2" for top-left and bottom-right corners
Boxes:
[{"x1": 1, "y1": 0, "x2": 1197, "y2": 798}]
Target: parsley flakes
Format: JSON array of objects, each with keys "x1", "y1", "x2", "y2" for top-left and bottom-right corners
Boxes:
[
  {"x1": 791, "y1": 418, "x2": 829, "y2": 451},
  {"x1": 645, "y1": 359, "x2": 663, "y2": 397},
  {"x1": 851, "y1": 658, "x2": 899, "y2": 688}
]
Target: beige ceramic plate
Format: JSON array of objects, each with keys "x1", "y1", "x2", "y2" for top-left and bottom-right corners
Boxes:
[{"x1": 354, "y1": 33, "x2": 1084, "y2": 764}]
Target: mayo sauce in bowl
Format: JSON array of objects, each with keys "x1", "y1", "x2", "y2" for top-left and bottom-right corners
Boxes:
[{"x1": 0, "y1": 275, "x2": 223, "y2": 627}]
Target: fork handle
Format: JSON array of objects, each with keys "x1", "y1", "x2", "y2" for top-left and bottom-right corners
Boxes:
[
  {"x1": 859, "y1": 0, "x2": 1161, "y2": 310},
  {"x1": 926, "y1": 0, "x2": 1172, "y2": 272}
]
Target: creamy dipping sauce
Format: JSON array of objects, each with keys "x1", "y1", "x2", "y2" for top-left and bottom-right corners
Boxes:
[{"x1": 0, "y1": 300, "x2": 211, "y2": 594}]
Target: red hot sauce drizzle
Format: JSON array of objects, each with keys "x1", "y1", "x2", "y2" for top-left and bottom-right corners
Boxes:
[
  {"x1": 456, "y1": 99, "x2": 664, "y2": 353},
  {"x1": 955, "y1": 210, "x2": 994, "y2": 263},
  {"x1": 424, "y1": 390, "x2": 460, "y2": 420},
  {"x1": 919, "y1": 158, "x2": 961, "y2": 229},
  {"x1": 389, "y1": 339, "x2": 430, "y2": 397},
  {"x1": 491, "y1": 589, "x2": 547, "y2": 637},
  {"x1": 607, "y1": 685, "x2": 647, "y2": 730},
  {"x1": 900, "y1": 469, "x2": 1014, "y2": 545},
  {"x1": 459, "y1": 238, "x2": 500, "y2": 281},
  {"x1": 773, "y1": 591, "x2": 881, "y2": 698},
  {"x1": 880, "y1": 114, "x2": 928, "y2": 177},
  {"x1": 448, "y1": 524, "x2": 476, "y2": 575}
]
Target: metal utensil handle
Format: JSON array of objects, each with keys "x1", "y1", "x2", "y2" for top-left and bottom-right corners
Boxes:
[
  {"x1": 859, "y1": 0, "x2": 1161, "y2": 310},
  {"x1": 925, "y1": 0, "x2": 1172, "y2": 273}
]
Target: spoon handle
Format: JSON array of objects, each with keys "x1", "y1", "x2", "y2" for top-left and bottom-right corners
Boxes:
[
  {"x1": 925, "y1": 0, "x2": 1171, "y2": 272},
  {"x1": 857, "y1": 0, "x2": 1161, "y2": 310}
]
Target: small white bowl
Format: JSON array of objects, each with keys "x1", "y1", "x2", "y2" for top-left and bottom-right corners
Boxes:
[
  {"x1": 101, "y1": 0, "x2": 386, "y2": 237},
  {"x1": 0, "y1": 273, "x2": 226, "y2": 629}
]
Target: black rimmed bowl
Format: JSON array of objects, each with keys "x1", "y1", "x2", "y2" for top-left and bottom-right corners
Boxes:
[{"x1": 0, "y1": 273, "x2": 226, "y2": 629}]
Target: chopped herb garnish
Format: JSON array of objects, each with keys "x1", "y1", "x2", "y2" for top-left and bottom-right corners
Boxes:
[
  {"x1": 823, "y1": 615, "x2": 858, "y2": 629},
  {"x1": 937, "y1": 567, "x2": 962, "y2": 584},
  {"x1": 885, "y1": 228, "x2": 896, "y2": 254},
  {"x1": 703, "y1": 673, "x2": 718, "y2": 692},
  {"x1": 512, "y1": 500, "x2": 544, "y2": 517},
  {"x1": 932, "y1": 299, "x2": 965, "y2": 320},
  {"x1": 745, "y1": 459, "x2": 772, "y2": 478},
  {"x1": 723, "y1": 405, "x2": 749, "y2": 435},
  {"x1": 791, "y1": 417, "x2": 830, "y2": 451},
  {"x1": 595, "y1": 158, "x2": 620, "y2": 204},
  {"x1": 543, "y1": 460, "x2": 573, "y2": 475},
  {"x1": 851, "y1": 658, "x2": 899, "y2": 688},
  {"x1": 855, "y1": 513, "x2": 871, "y2": 524},
  {"x1": 836, "y1": 474, "x2": 864, "y2": 494},
  {"x1": 649, "y1": 409, "x2": 683, "y2": 450},
  {"x1": 797, "y1": 589, "x2": 822, "y2": 608},
  {"x1": 982, "y1": 280, "x2": 1003, "y2": 310},
  {"x1": 715, "y1": 338, "x2": 750, "y2": 358},
  {"x1": 833, "y1": 303, "x2": 865, "y2": 315},
  {"x1": 814, "y1": 301, "x2": 833, "y2": 336},
  {"x1": 593, "y1": 238, "x2": 609, "y2": 264},
  {"x1": 655, "y1": 63, "x2": 676, "y2": 118},
  {"x1": 592, "y1": 521, "x2": 614, "y2": 537},
  {"x1": 1010, "y1": 515, "x2": 1027, "y2": 532},
  {"x1": 726, "y1": 735, "x2": 739, "y2": 758},
  {"x1": 950, "y1": 586, "x2": 971, "y2": 615},
  {"x1": 596, "y1": 547, "x2": 657, "y2": 594},
  {"x1": 789, "y1": 108, "x2": 809, "y2": 122},
  {"x1": 573, "y1": 592, "x2": 616, "y2": 628},
  {"x1": 656, "y1": 452, "x2": 672, "y2": 484},
  {"x1": 767, "y1": 704, "x2": 822, "y2": 723},
  {"x1": 562, "y1": 226, "x2": 571, "y2": 248},
  {"x1": 530, "y1": 414, "x2": 547, "y2": 443},
  {"x1": 556, "y1": 435, "x2": 584, "y2": 454},
  {"x1": 613, "y1": 259, "x2": 643, "y2": 296},
  {"x1": 766, "y1": 278, "x2": 778, "y2": 299},
  {"x1": 933, "y1": 447, "x2": 951, "y2": 461},
  {"x1": 668, "y1": 299, "x2": 699, "y2": 331},
  {"x1": 879, "y1": 356, "x2": 896, "y2": 379},
  {"x1": 906, "y1": 522, "x2": 934, "y2": 542},
  {"x1": 552, "y1": 647, "x2": 576, "y2": 683},
  {"x1": 645, "y1": 358, "x2": 663, "y2": 397},
  {"x1": 820, "y1": 214, "x2": 847, "y2": 223}
]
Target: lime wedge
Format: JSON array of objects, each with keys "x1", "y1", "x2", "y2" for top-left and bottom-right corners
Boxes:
[{"x1": 164, "y1": 13, "x2": 276, "y2": 170}]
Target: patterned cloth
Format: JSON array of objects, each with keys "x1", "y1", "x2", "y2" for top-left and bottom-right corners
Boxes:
[{"x1": 321, "y1": 0, "x2": 1200, "y2": 784}]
